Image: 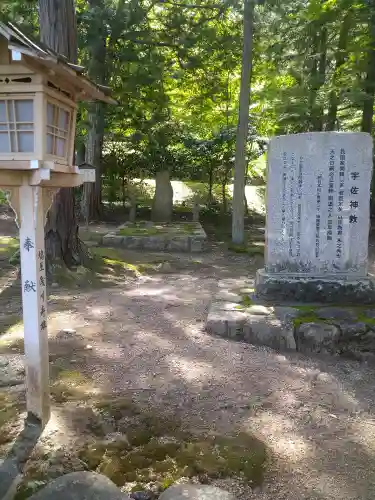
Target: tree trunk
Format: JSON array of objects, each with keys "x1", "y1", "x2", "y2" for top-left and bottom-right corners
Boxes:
[
  {"x1": 326, "y1": 11, "x2": 351, "y2": 131},
  {"x1": 84, "y1": 0, "x2": 107, "y2": 221},
  {"x1": 221, "y1": 180, "x2": 227, "y2": 214},
  {"x1": 232, "y1": 0, "x2": 255, "y2": 244},
  {"x1": 363, "y1": 0, "x2": 375, "y2": 214},
  {"x1": 39, "y1": 0, "x2": 86, "y2": 267},
  {"x1": 208, "y1": 164, "x2": 214, "y2": 205},
  {"x1": 308, "y1": 23, "x2": 327, "y2": 131},
  {"x1": 152, "y1": 170, "x2": 173, "y2": 222}
]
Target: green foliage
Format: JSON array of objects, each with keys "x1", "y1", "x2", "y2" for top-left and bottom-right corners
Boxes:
[{"x1": 4, "y1": 0, "x2": 375, "y2": 208}]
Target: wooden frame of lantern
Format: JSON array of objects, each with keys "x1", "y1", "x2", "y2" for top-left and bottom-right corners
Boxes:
[{"x1": 0, "y1": 21, "x2": 115, "y2": 427}]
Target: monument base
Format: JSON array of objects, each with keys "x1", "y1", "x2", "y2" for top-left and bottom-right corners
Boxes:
[{"x1": 255, "y1": 268, "x2": 375, "y2": 304}]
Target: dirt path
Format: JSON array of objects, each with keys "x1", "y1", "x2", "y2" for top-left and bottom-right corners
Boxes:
[{"x1": 1, "y1": 218, "x2": 375, "y2": 498}]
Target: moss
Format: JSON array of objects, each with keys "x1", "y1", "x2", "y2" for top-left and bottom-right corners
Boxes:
[
  {"x1": 228, "y1": 242, "x2": 264, "y2": 256},
  {"x1": 0, "y1": 392, "x2": 23, "y2": 445},
  {"x1": 0, "y1": 336, "x2": 24, "y2": 354},
  {"x1": 356, "y1": 312, "x2": 375, "y2": 326},
  {"x1": 293, "y1": 314, "x2": 322, "y2": 328},
  {"x1": 76, "y1": 398, "x2": 267, "y2": 491},
  {"x1": 119, "y1": 227, "x2": 160, "y2": 236},
  {"x1": 14, "y1": 481, "x2": 47, "y2": 500},
  {"x1": 50, "y1": 369, "x2": 94, "y2": 404},
  {"x1": 242, "y1": 294, "x2": 253, "y2": 307},
  {"x1": 0, "y1": 236, "x2": 19, "y2": 260},
  {"x1": 118, "y1": 222, "x2": 199, "y2": 238}
]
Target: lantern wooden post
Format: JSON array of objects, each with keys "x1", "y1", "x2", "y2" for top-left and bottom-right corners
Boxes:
[
  {"x1": 18, "y1": 185, "x2": 50, "y2": 425},
  {"x1": 0, "y1": 20, "x2": 115, "y2": 427}
]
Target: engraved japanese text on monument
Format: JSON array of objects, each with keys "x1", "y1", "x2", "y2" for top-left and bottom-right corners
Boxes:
[{"x1": 266, "y1": 133, "x2": 372, "y2": 276}]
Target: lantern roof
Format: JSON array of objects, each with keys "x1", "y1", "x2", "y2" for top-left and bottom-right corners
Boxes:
[{"x1": 0, "y1": 21, "x2": 116, "y2": 104}]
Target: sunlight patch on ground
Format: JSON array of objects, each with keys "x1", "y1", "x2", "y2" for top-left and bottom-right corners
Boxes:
[
  {"x1": 349, "y1": 418, "x2": 375, "y2": 452},
  {"x1": 135, "y1": 179, "x2": 266, "y2": 214},
  {"x1": 165, "y1": 355, "x2": 215, "y2": 382},
  {"x1": 246, "y1": 412, "x2": 314, "y2": 463}
]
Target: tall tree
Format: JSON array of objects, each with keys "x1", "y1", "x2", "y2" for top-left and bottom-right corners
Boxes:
[
  {"x1": 232, "y1": 0, "x2": 255, "y2": 244},
  {"x1": 39, "y1": 0, "x2": 86, "y2": 266},
  {"x1": 82, "y1": 0, "x2": 108, "y2": 221}
]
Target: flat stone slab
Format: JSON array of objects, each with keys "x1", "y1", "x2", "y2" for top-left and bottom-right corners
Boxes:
[
  {"x1": 256, "y1": 268, "x2": 375, "y2": 304},
  {"x1": 206, "y1": 280, "x2": 375, "y2": 361},
  {"x1": 28, "y1": 472, "x2": 130, "y2": 500},
  {"x1": 102, "y1": 222, "x2": 207, "y2": 253},
  {"x1": 159, "y1": 484, "x2": 234, "y2": 500}
]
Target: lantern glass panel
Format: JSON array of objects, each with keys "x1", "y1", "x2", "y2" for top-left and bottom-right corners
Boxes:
[
  {"x1": 0, "y1": 99, "x2": 34, "y2": 153},
  {"x1": 46, "y1": 101, "x2": 70, "y2": 158}
]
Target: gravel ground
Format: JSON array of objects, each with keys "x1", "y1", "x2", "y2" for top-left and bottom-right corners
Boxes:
[
  {"x1": 1, "y1": 214, "x2": 375, "y2": 498},
  {"x1": 34, "y1": 251, "x2": 375, "y2": 499}
]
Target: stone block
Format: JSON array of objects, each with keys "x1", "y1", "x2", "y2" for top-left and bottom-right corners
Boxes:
[
  {"x1": 246, "y1": 304, "x2": 273, "y2": 316},
  {"x1": 102, "y1": 234, "x2": 123, "y2": 247},
  {"x1": 256, "y1": 268, "x2": 375, "y2": 304},
  {"x1": 316, "y1": 307, "x2": 357, "y2": 321},
  {"x1": 122, "y1": 236, "x2": 143, "y2": 250},
  {"x1": 189, "y1": 237, "x2": 204, "y2": 252},
  {"x1": 296, "y1": 322, "x2": 340, "y2": 354},
  {"x1": 143, "y1": 236, "x2": 166, "y2": 251},
  {"x1": 166, "y1": 237, "x2": 189, "y2": 252},
  {"x1": 244, "y1": 315, "x2": 296, "y2": 350}
]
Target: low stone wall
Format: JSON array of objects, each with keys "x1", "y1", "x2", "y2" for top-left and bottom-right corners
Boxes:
[
  {"x1": 102, "y1": 222, "x2": 207, "y2": 253},
  {"x1": 206, "y1": 280, "x2": 375, "y2": 361}
]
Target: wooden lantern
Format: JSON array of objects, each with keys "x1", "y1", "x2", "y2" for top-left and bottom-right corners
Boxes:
[
  {"x1": 0, "y1": 21, "x2": 115, "y2": 186},
  {"x1": 0, "y1": 21, "x2": 115, "y2": 430}
]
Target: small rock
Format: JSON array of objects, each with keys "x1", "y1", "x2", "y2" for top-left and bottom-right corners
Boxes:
[
  {"x1": 28, "y1": 472, "x2": 130, "y2": 500},
  {"x1": 247, "y1": 305, "x2": 272, "y2": 316},
  {"x1": 296, "y1": 322, "x2": 340, "y2": 354},
  {"x1": 85, "y1": 344, "x2": 93, "y2": 350},
  {"x1": 316, "y1": 307, "x2": 357, "y2": 321},
  {"x1": 364, "y1": 309, "x2": 375, "y2": 319},
  {"x1": 130, "y1": 492, "x2": 154, "y2": 500},
  {"x1": 161, "y1": 262, "x2": 172, "y2": 272},
  {"x1": 159, "y1": 485, "x2": 234, "y2": 500}
]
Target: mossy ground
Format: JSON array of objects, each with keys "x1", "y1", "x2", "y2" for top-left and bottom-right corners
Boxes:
[
  {"x1": 228, "y1": 241, "x2": 264, "y2": 256},
  {"x1": 0, "y1": 236, "x2": 19, "y2": 260},
  {"x1": 292, "y1": 305, "x2": 375, "y2": 328},
  {"x1": 50, "y1": 246, "x2": 168, "y2": 289},
  {"x1": 79, "y1": 398, "x2": 267, "y2": 490},
  {"x1": 0, "y1": 391, "x2": 25, "y2": 447},
  {"x1": 118, "y1": 222, "x2": 200, "y2": 237},
  {"x1": 14, "y1": 380, "x2": 267, "y2": 499}
]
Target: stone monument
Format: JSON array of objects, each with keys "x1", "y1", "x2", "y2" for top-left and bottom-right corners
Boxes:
[{"x1": 256, "y1": 132, "x2": 375, "y2": 303}]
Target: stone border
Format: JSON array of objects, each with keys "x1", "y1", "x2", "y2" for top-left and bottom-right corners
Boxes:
[
  {"x1": 102, "y1": 223, "x2": 207, "y2": 253},
  {"x1": 256, "y1": 268, "x2": 375, "y2": 304},
  {"x1": 206, "y1": 280, "x2": 375, "y2": 361}
]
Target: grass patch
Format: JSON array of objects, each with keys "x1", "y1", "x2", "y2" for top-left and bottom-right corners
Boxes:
[
  {"x1": 14, "y1": 397, "x2": 268, "y2": 498},
  {"x1": 236, "y1": 294, "x2": 254, "y2": 310},
  {"x1": 119, "y1": 227, "x2": 160, "y2": 237},
  {"x1": 77, "y1": 398, "x2": 267, "y2": 490},
  {"x1": 50, "y1": 369, "x2": 96, "y2": 404},
  {"x1": 0, "y1": 336, "x2": 24, "y2": 354},
  {"x1": 228, "y1": 241, "x2": 264, "y2": 256},
  {"x1": 50, "y1": 246, "x2": 170, "y2": 289},
  {"x1": 0, "y1": 236, "x2": 19, "y2": 263},
  {"x1": 118, "y1": 222, "x2": 199, "y2": 237},
  {"x1": 0, "y1": 391, "x2": 24, "y2": 445}
]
